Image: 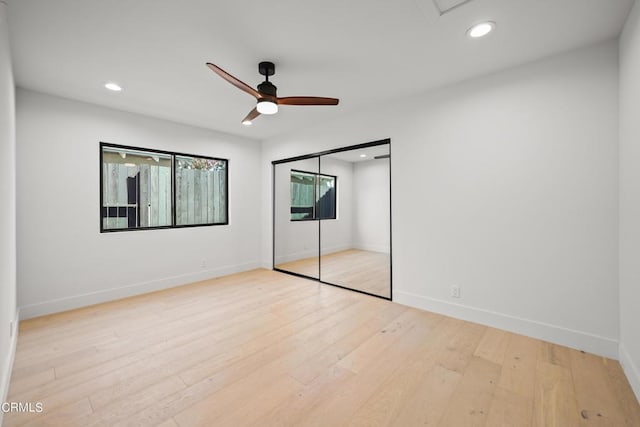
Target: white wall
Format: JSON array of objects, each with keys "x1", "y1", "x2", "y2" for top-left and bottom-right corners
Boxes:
[
  {"x1": 353, "y1": 159, "x2": 390, "y2": 253},
  {"x1": 0, "y1": 0, "x2": 17, "y2": 418},
  {"x1": 16, "y1": 89, "x2": 263, "y2": 319},
  {"x1": 619, "y1": 0, "x2": 640, "y2": 401},
  {"x1": 262, "y1": 40, "x2": 620, "y2": 358}
]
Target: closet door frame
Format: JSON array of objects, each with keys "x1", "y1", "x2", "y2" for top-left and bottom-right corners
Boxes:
[{"x1": 272, "y1": 138, "x2": 392, "y2": 301}]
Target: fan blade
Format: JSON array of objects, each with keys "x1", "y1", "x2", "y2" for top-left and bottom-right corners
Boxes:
[
  {"x1": 242, "y1": 107, "x2": 261, "y2": 123},
  {"x1": 206, "y1": 63, "x2": 260, "y2": 99},
  {"x1": 277, "y1": 96, "x2": 339, "y2": 106}
]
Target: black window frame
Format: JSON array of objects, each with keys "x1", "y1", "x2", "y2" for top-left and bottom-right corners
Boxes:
[
  {"x1": 290, "y1": 169, "x2": 337, "y2": 222},
  {"x1": 100, "y1": 142, "x2": 229, "y2": 233}
]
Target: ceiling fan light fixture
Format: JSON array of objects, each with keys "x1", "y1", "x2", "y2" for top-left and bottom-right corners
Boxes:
[
  {"x1": 256, "y1": 99, "x2": 278, "y2": 115},
  {"x1": 467, "y1": 21, "x2": 495, "y2": 38}
]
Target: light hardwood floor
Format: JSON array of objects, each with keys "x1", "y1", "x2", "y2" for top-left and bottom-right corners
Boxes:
[
  {"x1": 276, "y1": 249, "x2": 391, "y2": 297},
  {"x1": 5, "y1": 269, "x2": 640, "y2": 426}
]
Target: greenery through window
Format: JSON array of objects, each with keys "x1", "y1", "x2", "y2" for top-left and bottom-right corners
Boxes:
[
  {"x1": 290, "y1": 170, "x2": 336, "y2": 221},
  {"x1": 100, "y1": 143, "x2": 228, "y2": 232}
]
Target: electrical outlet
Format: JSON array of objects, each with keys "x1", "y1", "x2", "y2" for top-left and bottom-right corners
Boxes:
[
  {"x1": 451, "y1": 285, "x2": 461, "y2": 299},
  {"x1": 201, "y1": 260, "x2": 207, "y2": 269}
]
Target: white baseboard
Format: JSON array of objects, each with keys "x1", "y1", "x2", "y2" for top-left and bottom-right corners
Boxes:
[
  {"x1": 18, "y1": 261, "x2": 260, "y2": 320},
  {"x1": 619, "y1": 343, "x2": 640, "y2": 403},
  {"x1": 274, "y1": 244, "x2": 352, "y2": 265},
  {"x1": 394, "y1": 290, "x2": 619, "y2": 359},
  {"x1": 260, "y1": 260, "x2": 272, "y2": 269},
  {"x1": 354, "y1": 244, "x2": 390, "y2": 254},
  {"x1": 321, "y1": 245, "x2": 353, "y2": 256},
  {"x1": 274, "y1": 248, "x2": 319, "y2": 265},
  {"x1": 0, "y1": 310, "x2": 19, "y2": 426}
]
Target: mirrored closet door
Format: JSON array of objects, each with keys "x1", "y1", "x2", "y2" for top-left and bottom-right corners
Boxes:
[
  {"x1": 319, "y1": 144, "x2": 391, "y2": 298},
  {"x1": 273, "y1": 157, "x2": 320, "y2": 279},
  {"x1": 273, "y1": 139, "x2": 391, "y2": 299}
]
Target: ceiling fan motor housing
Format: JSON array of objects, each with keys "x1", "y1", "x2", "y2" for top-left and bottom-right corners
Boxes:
[{"x1": 258, "y1": 81, "x2": 277, "y2": 97}]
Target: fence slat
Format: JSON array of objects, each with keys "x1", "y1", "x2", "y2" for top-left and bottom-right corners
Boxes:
[
  {"x1": 200, "y1": 170, "x2": 207, "y2": 224},
  {"x1": 187, "y1": 169, "x2": 195, "y2": 224},
  {"x1": 194, "y1": 170, "x2": 202, "y2": 225},
  {"x1": 117, "y1": 165, "x2": 127, "y2": 205},
  {"x1": 150, "y1": 165, "x2": 159, "y2": 226},
  {"x1": 207, "y1": 172, "x2": 214, "y2": 223},
  {"x1": 139, "y1": 164, "x2": 149, "y2": 227},
  {"x1": 158, "y1": 167, "x2": 171, "y2": 226}
]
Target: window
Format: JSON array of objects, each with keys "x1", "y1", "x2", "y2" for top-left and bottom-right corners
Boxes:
[
  {"x1": 175, "y1": 155, "x2": 227, "y2": 226},
  {"x1": 290, "y1": 170, "x2": 336, "y2": 221},
  {"x1": 100, "y1": 143, "x2": 228, "y2": 232}
]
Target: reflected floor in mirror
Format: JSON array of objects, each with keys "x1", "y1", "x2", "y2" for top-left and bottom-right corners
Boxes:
[{"x1": 276, "y1": 249, "x2": 390, "y2": 298}]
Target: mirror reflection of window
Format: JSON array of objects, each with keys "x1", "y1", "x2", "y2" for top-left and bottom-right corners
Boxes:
[
  {"x1": 317, "y1": 175, "x2": 336, "y2": 219},
  {"x1": 290, "y1": 171, "x2": 316, "y2": 220},
  {"x1": 290, "y1": 170, "x2": 336, "y2": 221}
]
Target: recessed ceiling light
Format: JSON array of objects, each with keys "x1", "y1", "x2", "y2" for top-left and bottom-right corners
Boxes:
[
  {"x1": 360, "y1": 154, "x2": 367, "y2": 158},
  {"x1": 105, "y1": 82, "x2": 122, "y2": 92},
  {"x1": 242, "y1": 119, "x2": 252, "y2": 126},
  {"x1": 467, "y1": 21, "x2": 495, "y2": 38}
]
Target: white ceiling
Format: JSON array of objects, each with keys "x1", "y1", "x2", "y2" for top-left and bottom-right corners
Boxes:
[
  {"x1": 327, "y1": 145, "x2": 390, "y2": 164},
  {"x1": 6, "y1": 0, "x2": 634, "y2": 140}
]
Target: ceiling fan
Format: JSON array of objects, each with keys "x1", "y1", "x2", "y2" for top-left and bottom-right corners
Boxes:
[{"x1": 206, "y1": 61, "x2": 339, "y2": 125}]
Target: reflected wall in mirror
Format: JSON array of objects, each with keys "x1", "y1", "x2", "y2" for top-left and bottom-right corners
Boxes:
[
  {"x1": 273, "y1": 158, "x2": 320, "y2": 279},
  {"x1": 320, "y1": 144, "x2": 391, "y2": 298}
]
